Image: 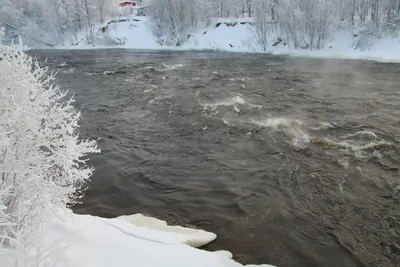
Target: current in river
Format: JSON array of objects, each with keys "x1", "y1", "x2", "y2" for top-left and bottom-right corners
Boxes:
[{"x1": 31, "y1": 49, "x2": 400, "y2": 267}]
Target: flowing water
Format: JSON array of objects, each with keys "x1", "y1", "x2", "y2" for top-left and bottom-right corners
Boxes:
[{"x1": 31, "y1": 49, "x2": 400, "y2": 267}]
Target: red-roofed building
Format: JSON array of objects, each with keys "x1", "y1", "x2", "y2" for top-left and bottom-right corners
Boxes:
[{"x1": 119, "y1": 1, "x2": 136, "y2": 7}]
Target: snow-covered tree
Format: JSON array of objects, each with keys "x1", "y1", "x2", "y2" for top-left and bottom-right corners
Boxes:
[
  {"x1": 245, "y1": 0, "x2": 253, "y2": 17},
  {"x1": 275, "y1": 0, "x2": 334, "y2": 49},
  {"x1": 148, "y1": 0, "x2": 212, "y2": 46},
  {"x1": 0, "y1": 0, "x2": 119, "y2": 45},
  {"x1": 2, "y1": 0, "x2": 400, "y2": 49},
  {"x1": 0, "y1": 45, "x2": 99, "y2": 266},
  {"x1": 207, "y1": 0, "x2": 244, "y2": 18},
  {"x1": 253, "y1": 0, "x2": 274, "y2": 51}
]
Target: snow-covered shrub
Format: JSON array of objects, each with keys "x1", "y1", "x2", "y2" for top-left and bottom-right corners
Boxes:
[{"x1": 0, "y1": 46, "x2": 99, "y2": 266}]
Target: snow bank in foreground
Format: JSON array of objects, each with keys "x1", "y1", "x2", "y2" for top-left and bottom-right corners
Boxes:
[
  {"x1": 39, "y1": 210, "x2": 274, "y2": 267},
  {"x1": 117, "y1": 213, "x2": 215, "y2": 247}
]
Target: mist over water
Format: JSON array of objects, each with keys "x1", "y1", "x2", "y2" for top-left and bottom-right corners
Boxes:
[{"x1": 31, "y1": 49, "x2": 400, "y2": 267}]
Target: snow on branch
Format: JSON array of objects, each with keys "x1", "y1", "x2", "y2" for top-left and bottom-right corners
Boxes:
[{"x1": 0, "y1": 45, "x2": 99, "y2": 266}]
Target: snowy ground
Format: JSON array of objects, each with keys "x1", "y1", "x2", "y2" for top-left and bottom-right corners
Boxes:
[
  {"x1": 57, "y1": 16, "x2": 400, "y2": 62},
  {"x1": 19, "y1": 209, "x2": 274, "y2": 267}
]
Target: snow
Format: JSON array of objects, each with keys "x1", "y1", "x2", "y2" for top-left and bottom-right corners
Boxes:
[
  {"x1": 269, "y1": 31, "x2": 400, "y2": 62},
  {"x1": 185, "y1": 23, "x2": 255, "y2": 52},
  {"x1": 115, "y1": 213, "x2": 216, "y2": 247},
  {"x1": 58, "y1": 16, "x2": 400, "y2": 62},
  {"x1": 38, "y1": 209, "x2": 274, "y2": 267},
  {"x1": 65, "y1": 18, "x2": 161, "y2": 50},
  {"x1": 111, "y1": 19, "x2": 160, "y2": 49}
]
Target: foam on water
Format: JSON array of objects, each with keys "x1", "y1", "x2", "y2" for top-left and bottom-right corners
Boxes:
[
  {"x1": 84, "y1": 72, "x2": 96, "y2": 76},
  {"x1": 144, "y1": 63, "x2": 184, "y2": 73},
  {"x1": 310, "y1": 122, "x2": 336, "y2": 131},
  {"x1": 144, "y1": 66, "x2": 162, "y2": 72},
  {"x1": 372, "y1": 150, "x2": 382, "y2": 159},
  {"x1": 161, "y1": 63, "x2": 184, "y2": 70},
  {"x1": 340, "y1": 130, "x2": 378, "y2": 140},
  {"x1": 222, "y1": 117, "x2": 235, "y2": 126},
  {"x1": 251, "y1": 117, "x2": 310, "y2": 148},
  {"x1": 63, "y1": 68, "x2": 76, "y2": 74},
  {"x1": 249, "y1": 118, "x2": 395, "y2": 155},
  {"x1": 311, "y1": 136, "x2": 395, "y2": 160},
  {"x1": 338, "y1": 158, "x2": 349, "y2": 169},
  {"x1": 198, "y1": 96, "x2": 246, "y2": 111},
  {"x1": 252, "y1": 117, "x2": 301, "y2": 129},
  {"x1": 228, "y1": 77, "x2": 249, "y2": 82},
  {"x1": 144, "y1": 87, "x2": 154, "y2": 93},
  {"x1": 103, "y1": 70, "x2": 117, "y2": 75}
]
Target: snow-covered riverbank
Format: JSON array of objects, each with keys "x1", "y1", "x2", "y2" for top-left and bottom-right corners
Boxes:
[
  {"x1": 2, "y1": 209, "x2": 274, "y2": 267},
  {"x1": 58, "y1": 17, "x2": 400, "y2": 62}
]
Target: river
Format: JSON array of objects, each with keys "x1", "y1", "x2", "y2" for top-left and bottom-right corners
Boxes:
[{"x1": 31, "y1": 49, "x2": 400, "y2": 267}]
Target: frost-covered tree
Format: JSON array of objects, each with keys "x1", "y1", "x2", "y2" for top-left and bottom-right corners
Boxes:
[
  {"x1": 0, "y1": 46, "x2": 99, "y2": 266},
  {"x1": 95, "y1": 0, "x2": 106, "y2": 24},
  {"x1": 148, "y1": 0, "x2": 212, "y2": 45},
  {"x1": 0, "y1": 0, "x2": 119, "y2": 45},
  {"x1": 273, "y1": 0, "x2": 334, "y2": 49},
  {"x1": 370, "y1": 0, "x2": 392, "y2": 37},
  {"x1": 2, "y1": 0, "x2": 400, "y2": 49},
  {"x1": 253, "y1": 0, "x2": 273, "y2": 51},
  {"x1": 208, "y1": 0, "x2": 244, "y2": 18},
  {"x1": 245, "y1": 0, "x2": 253, "y2": 17}
]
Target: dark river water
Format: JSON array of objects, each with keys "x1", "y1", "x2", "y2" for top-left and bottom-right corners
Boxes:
[{"x1": 31, "y1": 49, "x2": 400, "y2": 267}]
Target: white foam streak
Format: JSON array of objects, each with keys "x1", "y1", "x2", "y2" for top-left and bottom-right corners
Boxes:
[
  {"x1": 336, "y1": 140, "x2": 391, "y2": 151},
  {"x1": 222, "y1": 117, "x2": 234, "y2": 126},
  {"x1": 310, "y1": 122, "x2": 335, "y2": 130},
  {"x1": 199, "y1": 96, "x2": 245, "y2": 110},
  {"x1": 340, "y1": 130, "x2": 378, "y2": 140},
  {"x1": 63, "y1": 68, "x2": 76, "y2": 74},
  {"x1": 252, "y1": 117, "x2": 310, "y2": 148},
  {"x1": 161, "y1": 63, "x2": 184, "y2": 70}
]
